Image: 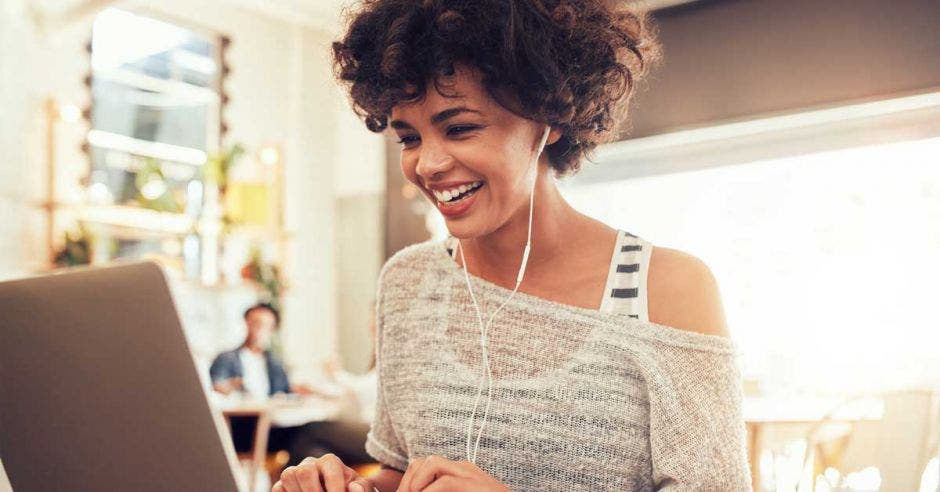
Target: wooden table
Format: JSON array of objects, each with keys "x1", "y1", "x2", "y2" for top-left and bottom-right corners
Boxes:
[
  {"x1": 218, "y1": 396, "x2": 345, "y2": 490},
  {"x1": 743, "y1": 395, "x2": 884, "y2": 491}
]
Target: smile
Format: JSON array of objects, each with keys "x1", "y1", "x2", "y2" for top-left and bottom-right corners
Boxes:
[
  {"x1": 431, "y1": 181, "x2": 484, "y2": 204},
  {"x1": 429, "y1": 181, "x2": 486, "y2": 218}
]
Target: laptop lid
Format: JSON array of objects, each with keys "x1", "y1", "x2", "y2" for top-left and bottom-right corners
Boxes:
[{"x1": 0, "y1": 261, "x2": 243, "y2": 491}]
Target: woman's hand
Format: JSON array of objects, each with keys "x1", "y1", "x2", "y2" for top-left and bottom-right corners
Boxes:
[
  {"x1": 273, "y1": 454, "x2": 373, "y2": 492},
  {"x1": 396, "y1": 456, "x2": 510, "y2": 492}
]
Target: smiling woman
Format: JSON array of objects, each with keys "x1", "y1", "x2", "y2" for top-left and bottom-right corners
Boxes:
[
  {"x1": 332, "y1": 0, "x2": 659, "y2": 177},
  {"x1": 390, "y1": 65, "x2": 558, "y2": 238},
  {"x1": 273, "y1": 1, "x2": 751, "y2": 492}
]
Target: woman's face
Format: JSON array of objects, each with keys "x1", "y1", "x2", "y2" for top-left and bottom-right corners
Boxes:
[{"x1": 390, "y1": 65, "x2": 551, "y2": 239}]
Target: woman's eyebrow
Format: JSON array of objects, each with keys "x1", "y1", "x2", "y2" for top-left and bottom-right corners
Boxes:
[
  {"x1": 430, "y1": 106, "x2": 482, "y2": 125},
  {"x1": 390, "y1": 106, "x2": 483, "y2": 130},
  {"x1": 390, "y1": 119, "x2": 413, "y2": 130}
]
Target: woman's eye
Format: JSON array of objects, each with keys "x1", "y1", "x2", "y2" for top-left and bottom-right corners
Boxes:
[
  {"x1": 396, "y1": 135, "x2": 420, "y2": 147},
  {"x1": 447, "y1": 125, "x2": 479, "y2": 136}
]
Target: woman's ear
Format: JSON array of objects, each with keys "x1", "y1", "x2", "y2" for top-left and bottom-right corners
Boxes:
[{"x1": 547, "y1": 127, "x2": 563, "y2": 146}]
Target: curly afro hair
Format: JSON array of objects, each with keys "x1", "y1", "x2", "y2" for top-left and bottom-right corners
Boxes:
[{"x1": 332, "y1": 0, "x2": 661, "y2": 176}]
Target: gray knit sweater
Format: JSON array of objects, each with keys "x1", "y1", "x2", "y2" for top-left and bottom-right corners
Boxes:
[{"x1": 365, "y1": 240, "x2": 752, "y2": 491}]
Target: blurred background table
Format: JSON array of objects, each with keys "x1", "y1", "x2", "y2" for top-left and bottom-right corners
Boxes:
[
  {"x1": 743, "y1": 395, "x2": 885, "y2": 491},
  {"x1": 217, "y1": 395, "x2": 345, "y2": 489}
]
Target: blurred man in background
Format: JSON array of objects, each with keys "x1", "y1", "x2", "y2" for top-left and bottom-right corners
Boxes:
[
  {"x1": 209, "y1": 302, "x2": 310, "y2": 397},
  {"x1": 209, "y1": 302, "x2": 316, "y2": 464}
]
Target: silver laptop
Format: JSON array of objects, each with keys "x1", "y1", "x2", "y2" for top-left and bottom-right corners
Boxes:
[{"x1": 0, "y1": 261, "x2": 243, "y2": 492}]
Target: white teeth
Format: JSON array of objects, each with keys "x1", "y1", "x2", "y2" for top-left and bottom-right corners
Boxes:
[{"x1": 431, "y1": 181, "x2": 483, "y2": 203}]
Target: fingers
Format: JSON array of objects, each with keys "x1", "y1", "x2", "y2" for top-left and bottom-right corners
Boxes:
[
  {"x1": 318, "y1": 454, "x2": 349, "y2": 492},
  {"x1": 293, "y1": 461, "x2": 324, "y2": 492},
  {"x1": 398, "y1": 456, "x2": 468, "y2": 492},
  {"x1": 277, "y1": 457, "x2": 319, "y2": 492},
  {"x1": 396, "y1": 456, "x2": 423, "y2": 492},
  {"x1": 417, "y1": 476, "x2": 460, "y2": 492},
  {"x1": 273, "y1": 454, "x2": 355, "y2": 492},
  {"x1": 410, "y1": 456, "x2": 468, "y2": 491},
  {"x1": 277, "y1": 462, "x2": 314, "y2": 492},
  {"x1": 346, "y1": 476, "x2": 374, "y2": 492}
]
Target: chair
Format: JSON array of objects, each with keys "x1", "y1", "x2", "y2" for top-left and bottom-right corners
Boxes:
[{"x1": 798, "y1": 390, "x2": 939, "y2": 492}]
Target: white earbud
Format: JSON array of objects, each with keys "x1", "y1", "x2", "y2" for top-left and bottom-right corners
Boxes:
[
  {"x1": 514, "y1": 125, "x2": 551, "y2": 286},
  {"x1": 459, "y1": 124, "x2": 551, "y2": 464}
]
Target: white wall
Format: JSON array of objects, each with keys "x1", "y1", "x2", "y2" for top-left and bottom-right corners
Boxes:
[
  {"x1": 334, "y1": 97, "x2": 386, "y2": 197},
  {"x1": 0, "y1": 0, "x2": 85, "y2": 278},
  {"x1": 0, "y1": 0, "x2": 385, "y2": 379},
  {"x1": 333, "y1": 93, "x2": 386, "y2": 373}
]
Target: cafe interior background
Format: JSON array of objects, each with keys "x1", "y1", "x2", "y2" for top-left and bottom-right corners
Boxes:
[{"x1": 0, "y1": 0, "x2": 938, "y2": 490}]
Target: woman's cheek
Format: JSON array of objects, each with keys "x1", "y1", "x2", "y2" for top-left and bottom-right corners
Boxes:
[{"x1": 400, "y1": 155, "x2": 419, "y2": 185}]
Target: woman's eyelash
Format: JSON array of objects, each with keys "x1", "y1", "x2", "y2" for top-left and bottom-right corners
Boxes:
[
  {"x1": 396, "y1": 125, "x2": 482, "y2": 146},
  {"x1": 448, "y1": 125, "x2": 479, "y2": 135}
]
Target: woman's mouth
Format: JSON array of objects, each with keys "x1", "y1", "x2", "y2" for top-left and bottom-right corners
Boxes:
[{"x1": 430, "y1": 181, "x2": 485, "y2": 218}]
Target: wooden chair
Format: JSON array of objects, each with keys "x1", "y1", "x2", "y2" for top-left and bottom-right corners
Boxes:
[{"x1": 799, "y1": 390, "x2": 939, "y2": 492}]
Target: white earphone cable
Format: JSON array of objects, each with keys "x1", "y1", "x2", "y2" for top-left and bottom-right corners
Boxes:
[{"x1": 461, "y1": 125, "x2": 551, "y2": 464}]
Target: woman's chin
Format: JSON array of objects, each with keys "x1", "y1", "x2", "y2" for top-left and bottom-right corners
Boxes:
[
  {"x1": 444, "y1": 222, "x2": 476, "y2": 240},
  {"x1": 443, "y1": 216, "x2": 488, "y2": 240}
]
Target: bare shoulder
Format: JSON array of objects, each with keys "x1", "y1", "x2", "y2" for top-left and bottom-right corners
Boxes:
[{"x1": 647, "y1": 245, "x2": 730, "y2": 338}]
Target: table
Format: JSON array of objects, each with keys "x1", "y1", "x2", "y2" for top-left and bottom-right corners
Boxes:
[
  {"x1": 743, "y1": 395, "x2": 884, "y2": 491},
  {"x1": 217, "y1": 396, "x2": 345, "y2": 489}
]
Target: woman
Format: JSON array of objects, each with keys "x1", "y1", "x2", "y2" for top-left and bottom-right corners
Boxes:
[{"x1": 274, "y1": 0, "x2": 750, "y2": 490}]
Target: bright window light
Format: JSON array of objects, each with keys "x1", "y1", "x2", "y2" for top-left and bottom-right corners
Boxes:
[{"x1": 563, "y1": 136, "x2": 940, "y2": 395}]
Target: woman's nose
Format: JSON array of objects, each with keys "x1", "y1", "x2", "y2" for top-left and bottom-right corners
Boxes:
[{"x1": 415, "y1": 143, "x2": 454, "y2": 179}]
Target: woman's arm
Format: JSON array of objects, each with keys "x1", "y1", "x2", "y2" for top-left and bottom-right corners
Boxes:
[{"x1": 644, "y1": 248, "x2": 751, "y2": 489}]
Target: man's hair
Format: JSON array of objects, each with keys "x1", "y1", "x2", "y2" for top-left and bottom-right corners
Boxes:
[
  {"x1": 332, "y1": 0, "x2": 662, "y2": 176},
  {"x1": 243, "y1": 302, "x2": 280, "y2": 327}
]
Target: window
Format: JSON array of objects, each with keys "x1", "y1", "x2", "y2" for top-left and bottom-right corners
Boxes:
[
  {"x1": 562, "y1": 135, "x2": 940, "y2": 394},
  {"x1": 82, "y1": 8, "x2": 225, "y2": 281}
]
